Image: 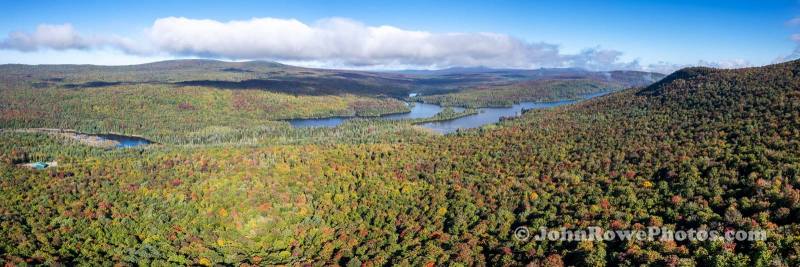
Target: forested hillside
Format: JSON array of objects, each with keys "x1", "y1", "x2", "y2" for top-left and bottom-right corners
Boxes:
[
  {"x1": 0, "y1": 59, "x2": 661, "y2": 101},
  {"x1": 415, "y1": 79, "x2": 621, "y2": 107},
  {"x1": 407, "y1": 68, "x2": 663, "y2": 107},
  {"x1": 0, "y1": 60, "x2": 417, "y2": 97},
  {"x1": 1, "y1": 60, "x2": 798, "y2": 266},
  {"x1": 0, "y1": 83, "x2": 415, "y2": 144},
  {"x1": 0, "y1": 60, "x2": 661, "y2": 145}
]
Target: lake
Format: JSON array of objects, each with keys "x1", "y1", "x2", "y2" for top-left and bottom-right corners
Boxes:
[
  {"x1": 287, "y1": 102, "x2": 462, "y2": 127},
  {"x1": 421, "y1": 91, "x2": 612, "y2": 134},
  {"x1": 93, "y1": 134, "x2": 153, "y2": 148},
  {"x1": 381, "y1": 102, "x2": 465, "y2": 120},
  {"x1": 419, "y1": 100, "x2": 574, "y2": 134},
  {"x1": 287, "y1": 91, "x2": 612, "y2": 133}
]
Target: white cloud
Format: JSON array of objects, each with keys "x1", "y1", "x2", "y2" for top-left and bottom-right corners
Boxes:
[
  {"x1": 0, "y1": 17, "x2": 770, "y2": 72},
  {"x1": 145, "y1": 17, "x2": 581, "y2": 69},
  {"x1": 563, "y1": 48, "x2": 642, "y2": 71},
  {"x1": 792, "y1": 33, "x2": 800, "y2": 42},
  {"x1": 697, "y1": 59, "x2": 751, "y2": 69},
  {"x1": 0, "y1": 17, "x2": 616, "y2": 70},
  {"x1": 775, "y1": 47, "x2": 800, "y2": 63},
  {"x1": 0, "y1": 23, "x2": 152, "y2": 55},
  {"x1": 787, "y1": 17, "x2": 800, "y2": 26},
  {"x1": 0, "y1": 24, "x2": 89, "y2": 51},
  {"x1": 641, "y1": 59, "x2": 752, "y2": 74},
  {"x1": 774, "y1": 17, "x2": 800, "y2": 63}
]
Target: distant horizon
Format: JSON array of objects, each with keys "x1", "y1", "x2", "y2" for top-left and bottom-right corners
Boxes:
[
  {"x1": 1, "y1": 0, "x2": 798, "y2": 73},
  {"x1": 0, "y1": 57, "x2": 670, "y2": 74},
  {"x1": 6, "y1": 57, "x2": 796, "y2": 75}
]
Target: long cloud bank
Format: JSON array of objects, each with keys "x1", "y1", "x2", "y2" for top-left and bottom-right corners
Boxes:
[
  {"x1": 776, "y1": 17, "x2": 800, "y2": 63},
  {"x1": 0, "y1": 24, "x2": 145, "y2": 55},
  {"x1": 0, "y1": 17, "x2": 759, "y2": 72}
]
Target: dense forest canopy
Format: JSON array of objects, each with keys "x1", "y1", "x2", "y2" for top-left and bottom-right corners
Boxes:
[
  {"x1": 1, "y1": 59, "x2": 798, "y2": 266},
  {"x1": 0, "y1": 60, "x2": 661, "y2": 145},
  {"x1": 414, "y1": 79, "x2": 622, "y2": 108}
]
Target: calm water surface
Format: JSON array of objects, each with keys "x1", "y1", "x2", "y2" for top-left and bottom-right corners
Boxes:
[
  {"x1": 94, "y1": 134, "x2": 153, "y2": 148},
  {"x1": 288, "y1": 91, "x2": 612, "y2": 132},
  {"x1": 288, "y1": 102, "x2": 461, "y2": 127},
  {"x1": 421, "y1": 91, "x2": 612, "y2": 133},
  {"x1": 419, "y1": 100, "x2": 572, "y2": 134}
]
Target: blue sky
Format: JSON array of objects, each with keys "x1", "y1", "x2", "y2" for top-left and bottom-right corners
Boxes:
[{"x1": 0, "y1": 0, "x2": 798, "y2": 72}]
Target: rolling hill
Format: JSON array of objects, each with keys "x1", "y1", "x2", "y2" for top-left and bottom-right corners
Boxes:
[
  {"x1": 0, "y1": 59, "x2": 662, "y2": 98},
  {"x1": 2, "y1": 60, "x2": 797, "y2": 265}
]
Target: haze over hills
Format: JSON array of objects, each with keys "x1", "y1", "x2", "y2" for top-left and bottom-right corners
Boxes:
[
  {"x1": 395, "y1": 66, "x2": 660, "y2": 85},
  {"x1": 0, "y1": 59, "x2": 663, "y2": 98}
]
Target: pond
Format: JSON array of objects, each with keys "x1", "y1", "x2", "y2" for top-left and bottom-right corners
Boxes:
[
  {"x1": 93, "y1": 134, "x2": 153, "y2": 148},
  {"x1": 287, "y1": 91, "x2": 612, "y2": 132},
  {"x1": 287, "y1": 102, "x2": 462, "y2": 128},
  {"x1": 419, "y1": 100, "x2": 573, "y2": 134},
  {"x1": 381, "y1": 102, "x2": 464, "y2": 120}
]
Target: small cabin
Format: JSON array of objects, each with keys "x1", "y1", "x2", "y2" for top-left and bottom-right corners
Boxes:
[
  {"x1": 30, "y1": 162, "x2": 49, "y2": 170},
  {"x1": 19, "y1": 161, "x2": 57, "y2": 170}
]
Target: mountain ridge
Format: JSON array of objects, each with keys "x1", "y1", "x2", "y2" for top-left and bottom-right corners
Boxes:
[{"x1": 1, "y1": 58, "x2": 800, "y2": 265}]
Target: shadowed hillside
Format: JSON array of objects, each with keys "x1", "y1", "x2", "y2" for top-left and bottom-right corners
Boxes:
[
  {"x1": 1, "y1": 60, "x2": 798, "y2": 265},
  {"x1": 0, "y1": 59, "x2": 663, "y2": 98}
]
